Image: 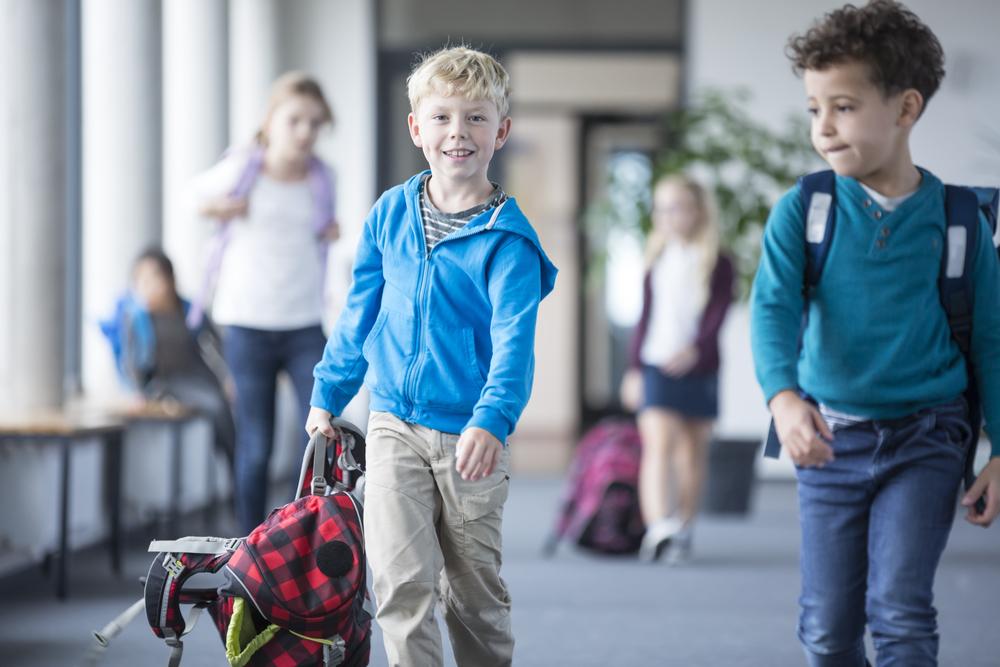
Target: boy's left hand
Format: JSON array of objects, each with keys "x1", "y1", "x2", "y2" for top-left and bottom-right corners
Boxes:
[
  {"x1": 962, "y1": 457, "x2": 1000, "y2": 527},
  {"x1": 456, "y1": 427, "x2": 503, "y2": 481}
]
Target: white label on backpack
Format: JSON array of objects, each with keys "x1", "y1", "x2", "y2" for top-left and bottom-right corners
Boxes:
[
  {"x1": 806, "y1": 193, "x2": 832, "y2": 243},
  {"x1": 946, "y1": 225, "x2": 967, "y2": 278}
]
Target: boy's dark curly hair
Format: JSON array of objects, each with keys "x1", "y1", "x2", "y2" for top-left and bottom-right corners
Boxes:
[{"x1": 787, "y1": 0, "x2": 944, "y2": 106}]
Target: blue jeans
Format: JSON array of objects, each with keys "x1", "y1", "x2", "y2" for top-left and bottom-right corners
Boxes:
[
  {"x1": 223, "y1": 324, "x2": 327, "y2": 534},
  {"x1": 795, "y1": 398, "x2": 970, "y2": 667}
]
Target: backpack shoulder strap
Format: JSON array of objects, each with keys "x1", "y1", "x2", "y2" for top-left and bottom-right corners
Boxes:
[
  {"x1": 969, "y1": 186, "x2": 999, "y2": 232},
  {"x1": 763, "y1": 171, "x2": 837, "y2": 460},
  {"x1": 941, "y1": 184, "x2": 998, "y2": 512},
  {"x1": 144, "y1": 541, "x2": 233, "y2": 644},
  {"x1": 186, "y1": 148, "x2": 265, "y2": 330},
  {"x1": 798, "y1": 169, "x2": 837, "y2": 290},
  {"x1": 228, "y1": 145, "x2": 265, "y2": 198},
  {"x1": 940, "y1": 185, "x2": 981, "y2": 356},
  {"x1": 307, "y1": 157, "x2": 335, "y2": 237}
]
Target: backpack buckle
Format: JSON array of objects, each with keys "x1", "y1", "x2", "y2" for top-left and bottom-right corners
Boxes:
[
  {"x1": 162, "y1": 555, "x2": 185, "y2": 578},
  {"x1": 323, "y1": 636, "x2": 346, "y2": 666},
  {"x1": 312, "y1": 475, "x2": 327, "y2": 495},
  {"x1": 223, "y1": 538, "x2": 240, "y2": 552}
]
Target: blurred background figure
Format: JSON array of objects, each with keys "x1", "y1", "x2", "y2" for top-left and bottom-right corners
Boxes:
[
  {"x1": 100, "y1": 247, "x2": 235, "y2": 471},
  {"x1": 620, "y1": 174, "x2": 733, "y2": 563},
  {"x1": 188, "y1": 72, "x2": 338, "y2": 535}
]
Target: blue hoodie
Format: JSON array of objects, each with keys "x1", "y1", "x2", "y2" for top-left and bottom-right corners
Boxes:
[{"x1": 311, "y1": 171, "x2": 558, "y2": 444}]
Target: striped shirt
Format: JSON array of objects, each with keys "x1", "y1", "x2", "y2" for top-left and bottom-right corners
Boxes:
[{"x1": 419, "y1": 174, "x2": 507, "y2": 253}]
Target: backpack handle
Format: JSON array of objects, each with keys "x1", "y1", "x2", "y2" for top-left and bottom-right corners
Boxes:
[{"x1": 296, "y1": 419, "x2": 366, "y2": 498}]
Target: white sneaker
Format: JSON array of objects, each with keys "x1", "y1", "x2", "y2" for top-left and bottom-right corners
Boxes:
[
  {"x1": 638, "y1": 517, "x2": 684, "y2": 562},
  {"x1": 664, "y1": 529, "x2": 692, "y2": 566}
]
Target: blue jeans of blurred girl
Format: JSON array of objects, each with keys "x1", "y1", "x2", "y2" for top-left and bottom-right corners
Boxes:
[
  {"x1": 224, "y1": 324, "x2": 327, "y2": 534},
  {"x1": 795, "y1": 398, "x2": 970, "y2": 667}
]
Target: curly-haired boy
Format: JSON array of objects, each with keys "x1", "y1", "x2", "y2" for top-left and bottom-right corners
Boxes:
[{"x1": 751, "y1": 1, "x2": 1000, "y2": 664}]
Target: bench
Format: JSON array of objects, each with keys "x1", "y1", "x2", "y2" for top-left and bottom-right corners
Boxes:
[
  {"x1": 0, "y1": 399, "x2": 217, "y2": 599},
  {"x1": 0, "y1": 408, "x2": 126, "y2": 599},
  {"x1": 111, "y1": 400, "x2": 208, "y2": 537}
]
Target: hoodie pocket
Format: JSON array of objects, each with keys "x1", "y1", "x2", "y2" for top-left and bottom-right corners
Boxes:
[
  {"x1": 362, "y1": 310, "x2": 413, "y2": 396},
  {"x1": 415, "y1": 324, "x2": 483, "y2": 411}
]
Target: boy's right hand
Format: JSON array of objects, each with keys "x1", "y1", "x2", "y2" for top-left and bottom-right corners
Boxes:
[
  {"x1": 770, "y1": 390, "x2": 835, "y2": 467},
  {"x1": 305, "y1": 406, "x2": 336, "y2": 438}
]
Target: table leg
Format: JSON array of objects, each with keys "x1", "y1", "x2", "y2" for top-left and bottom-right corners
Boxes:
[
  {"x1": 104, "y1": 430, "x2": 123, "y2": 574},
  {"x1": 56, "y1": 437, "x2": 70, "y2": 599},
  {"x1": 205, "y1": 419, "x2": 217, "y2": 530},
  {"x1": 168, "y1": 422, "x2": 183, "y2": 536}
]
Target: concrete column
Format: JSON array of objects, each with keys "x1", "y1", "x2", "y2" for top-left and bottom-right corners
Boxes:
[
  {"x1": 162, "y1": 0, "x2": 229, "y2": 299},
  {"x1": 81, "y1": 0, "x2": 162, "y2": 397},
  {"x1": 229, "y1": 0, "x2": 281, "y2": 145},
  {"x1": 0, "y1": 1, "x2": 69, "y2": 411}
]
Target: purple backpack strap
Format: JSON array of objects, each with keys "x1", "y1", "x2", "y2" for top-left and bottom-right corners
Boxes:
[
  {"x1": 186, "y1": 147, "x2": 265, "y2": 329},
  {"x1": 306, "y1": 156, "x2": 336, "y2": 299},
  {"x1": 186, "y1": 149, "x2": 334, "y2": 329},
  {"x1": 307, "y1": 156, "x2": 335, "y2": 237}
]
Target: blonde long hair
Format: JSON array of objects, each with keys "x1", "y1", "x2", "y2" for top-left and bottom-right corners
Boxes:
[{"x1": 644, "y1": 174, "x2": 720, "y2": 299}]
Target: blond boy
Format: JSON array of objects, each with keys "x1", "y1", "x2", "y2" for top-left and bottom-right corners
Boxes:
[{"x1": 306, "y1": 46, "x2": 557, "y2": 666}]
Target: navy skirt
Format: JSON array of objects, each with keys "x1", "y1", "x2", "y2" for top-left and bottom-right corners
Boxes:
[{"x1": 640, "y1": 364, "x2": 719, "y2": 419}]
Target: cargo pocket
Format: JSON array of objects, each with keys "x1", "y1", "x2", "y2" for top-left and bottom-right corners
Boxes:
[{"x1": 459, "y1": 473, "x2": 510, "y2": 564}]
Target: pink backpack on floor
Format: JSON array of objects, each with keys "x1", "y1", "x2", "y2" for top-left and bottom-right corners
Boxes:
[{"x1": 545, "y1": 418, "x2": 645, "y2": 555}]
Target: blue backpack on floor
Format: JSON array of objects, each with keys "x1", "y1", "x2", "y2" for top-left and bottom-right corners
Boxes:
[{"x1": 763, "y1": 170, "x2": 999, "y2": 508}]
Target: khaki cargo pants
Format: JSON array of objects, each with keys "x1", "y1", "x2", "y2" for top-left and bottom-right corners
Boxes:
[{"x1": 364, "y1": 411, "x2": 513, "y2": 667}]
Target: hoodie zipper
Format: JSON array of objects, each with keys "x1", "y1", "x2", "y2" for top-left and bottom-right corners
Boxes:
[{"x1": 402, "y1": 199, "x2": 508, "y2": 412}]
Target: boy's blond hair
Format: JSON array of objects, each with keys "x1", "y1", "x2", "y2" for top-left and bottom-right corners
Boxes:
[{"x1": 407, "y1": 46, "x2": 510, "y2": 118}]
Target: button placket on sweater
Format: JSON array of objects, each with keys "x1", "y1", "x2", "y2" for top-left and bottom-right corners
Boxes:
[{"x1": 863, "y1": 198, "x2": 892, "y2": 253}]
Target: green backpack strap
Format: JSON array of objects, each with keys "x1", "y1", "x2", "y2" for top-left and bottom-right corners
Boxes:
[{"x1": 225, "y1": 597, "x2": 281, "y2": 667}]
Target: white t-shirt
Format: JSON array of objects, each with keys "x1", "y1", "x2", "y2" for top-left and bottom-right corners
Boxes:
[
  {"x1": 640, "y1": 242, "x2": 707, "y2": 366},
  {"x1": 859, "y1": 182, "x2": 918, "y2": 212},
  {"x1": 191, "y1": 150, "x2": 332, "y2": 330}
]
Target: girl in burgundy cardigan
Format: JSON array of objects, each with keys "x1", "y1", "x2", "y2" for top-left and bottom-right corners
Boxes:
[{"x1": 620, "y1": 174, "x2": 734, "y2": 563}]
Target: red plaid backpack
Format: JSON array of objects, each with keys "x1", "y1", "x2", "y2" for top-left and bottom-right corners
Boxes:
[{"x1": 89, "y1": 419, "x2": 371, "y2": 667}]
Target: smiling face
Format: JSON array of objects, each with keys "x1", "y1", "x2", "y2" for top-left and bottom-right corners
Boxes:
[
  {"x1": 407, "y1": 92, "x2": 511, "y2": 192},
  {"x1": 804, "y1": 60, "x2": 919, "y2": 191}
]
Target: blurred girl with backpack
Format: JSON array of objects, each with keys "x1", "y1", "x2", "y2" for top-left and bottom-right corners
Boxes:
[
  {"x1": 619, "y1": 174, "x2": 734, "y2": 563},
  {"x1": 189, "y1": 72, "x2": 338, "y2": 534}
]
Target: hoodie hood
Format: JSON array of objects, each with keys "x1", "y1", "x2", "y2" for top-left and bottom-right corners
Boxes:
[{"x1": 403, "y1": 170, "x2": 558, "y2": 299}]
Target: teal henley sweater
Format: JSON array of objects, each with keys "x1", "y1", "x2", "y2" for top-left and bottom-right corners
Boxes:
[{"x1": 751, "y1": 170, "x2": 1000, "y2": 455}]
